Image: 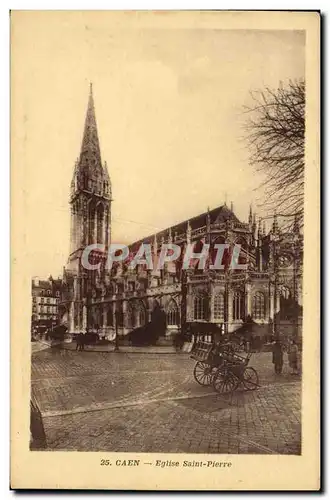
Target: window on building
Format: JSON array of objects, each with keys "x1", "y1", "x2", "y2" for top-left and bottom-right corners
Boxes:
[
  {"x1": 135, "y1": 302, "x2": 146, "y2": 327},
  {"x1": 166, "y1": 275, "x2": 175, "y2": 285},
  {"x1": 56, "y1": 291, "x2": 60, "y2": 297},
  {"x1": 47, "y1": 290, "x2": 51, "y2": 296},
  {"x1": 47, "y1": 298, "x2": 50, "y2": 304},
  {"x1": 107, "y1": 304, "x2": 113, "y2": 326},
  {"x1": 252, "y1": 291, "x2": 265, "y2": 320},
  {"x1": 40, "y1": 297, "x2": 44, "y2": 303},
  {"x1": 281, "y1": 286, "x2": 291, "y2": 299},
  {"x1": 214, "y1": 293, "x2": 225, "y2": 321},
  {"x1": 32, "y1": 297, "x2": 36, "y2": 303},
  {"x1": 232, "y1": 291, "x2": 244, "y2": 320},
  {"x1": 166, "y1": 300, "x2": 179, "y2": 326},
  {"x1": 126, "y1": 303, "x2": 133, "y2": 328},
  {"x1": 193, "y1": 295, "x2": 209, "y2": 321},
  {"x1": 115, "y1": 306, "x2": 124, "y2": 327}
]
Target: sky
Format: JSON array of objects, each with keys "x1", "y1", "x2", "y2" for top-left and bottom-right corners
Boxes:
[{"x1": 12, "y1": 13, "x2": 305, "y2": 278}]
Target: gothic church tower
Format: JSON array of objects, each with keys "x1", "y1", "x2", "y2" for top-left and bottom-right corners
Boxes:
[{"x1": 65, "y1": 84, "x2": 111, "y2": 334}]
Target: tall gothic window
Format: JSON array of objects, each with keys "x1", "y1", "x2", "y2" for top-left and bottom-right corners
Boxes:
[
  {"x1": 135, "y1": 301, "x2": 146, "y2": 327},
  {"x1": 233, "y1": 291, "x2": 244, "y2": 320},
  {"x1": 214, "y1": 293, "x2": 225, "y2": 321},
  {"x1": 115, "y1": 306, "x2": 124, "y2": 327},
  {"x1": 167, "y1": 300, "x2": 179, "y2": 326},
  {"x1": 107, "y1": 304, "x2": 113, "y2": 326},
  {"x1": 252, "y1": 291, "x2": 265, "y2": 320},
  {"x1": 281, "y1": 286, "x2": 291, "y2": 299},
  {"x1": 96, "y1": 204, "x2": 104, "y2": 243},
  {"x1": 88, "y1": 206, "x2": 95, "y2": 244},
  {"x1": 126, "y1": 303, "x2": 133, "y2": 329},
  {"x1": 193, "y1": 295, "x2": 209, "y2": 321}
]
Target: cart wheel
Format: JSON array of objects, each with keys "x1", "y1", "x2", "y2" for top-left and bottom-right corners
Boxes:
[
  {"x1": 242, "y1": 367, "x2": 259, "y2": 391},
  {"x1": 213, "y1": 369, "x2": 238, "y2": 394},
  {"x1": 193, "y1": 362, "x2": 214, "y2": 386}
]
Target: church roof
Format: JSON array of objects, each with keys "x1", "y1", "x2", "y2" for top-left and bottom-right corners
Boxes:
[{"x1": 129, "y1": 204, "x2": 241, "y2": 249}]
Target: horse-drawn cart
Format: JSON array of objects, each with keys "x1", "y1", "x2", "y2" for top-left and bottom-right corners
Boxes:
[{"x1": 191, "y1": 340, "x2": 259, "y2": 394}]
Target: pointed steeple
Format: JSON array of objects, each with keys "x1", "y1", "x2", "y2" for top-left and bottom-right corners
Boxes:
[
  {"x1": 248, "y1": 204, "x2": 253, "y2": 225},
  {"x1": 168, "y1": 226, "x2": 172, "y2": 243},
  {"x1": 272, "y1": 212, "x2": 279, "y2": 234},
  {"x1": 186, "y1": 220, "x2": 191, "y2": 243},
  {"x1": 79, "y1": 82, "x2": 102, "y2": 169},
  {"x1": 258, "y1": 218, "x2": 262, "y2": 238}
]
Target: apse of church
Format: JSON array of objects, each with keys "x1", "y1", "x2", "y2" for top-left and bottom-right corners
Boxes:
[{"x1": 61, "y1": 87, "x2": 303, "y2": 341}]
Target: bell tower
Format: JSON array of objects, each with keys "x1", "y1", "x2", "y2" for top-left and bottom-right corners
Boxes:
[
  {"x1": 69, "y1": 83, "x2": 111, "y2": 260},
  {"x1": 66, "y1": 84, "x2": 112, "y2": 335}
]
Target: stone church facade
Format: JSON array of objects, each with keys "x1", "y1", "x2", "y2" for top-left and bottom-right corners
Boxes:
[{"x1": 59, "y1": 87, "x2": 303, "y2": 342}]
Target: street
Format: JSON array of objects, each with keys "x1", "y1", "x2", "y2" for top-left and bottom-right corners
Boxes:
[{"x1": 31, "y1": 348, "x2": 301, "y2": 454}]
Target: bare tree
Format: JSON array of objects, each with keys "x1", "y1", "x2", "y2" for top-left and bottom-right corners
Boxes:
[{"x1": 244, "y1": 79, "x2": 305, "y2": 228}]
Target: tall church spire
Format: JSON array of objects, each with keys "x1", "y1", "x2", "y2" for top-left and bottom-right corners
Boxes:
[{"x1": 79, "y1": 82, "x2": 102, "y2": 169}]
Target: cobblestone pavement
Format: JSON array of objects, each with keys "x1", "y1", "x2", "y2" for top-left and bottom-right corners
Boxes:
[{"x1": 31, "y1": 348, "x2": 301, "y2": 454}]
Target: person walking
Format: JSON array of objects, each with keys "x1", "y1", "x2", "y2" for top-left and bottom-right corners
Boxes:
[
  {"x1": 288, "y1": 339, "x2": 299, "y2": 375},
  {"x1": 272, "y1": 339, "x2": 283, "y2": 374}
]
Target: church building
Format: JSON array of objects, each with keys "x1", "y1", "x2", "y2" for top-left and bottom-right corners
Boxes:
[{"x1": 59, "y1": 87, "x2": 303, "y2": 342}]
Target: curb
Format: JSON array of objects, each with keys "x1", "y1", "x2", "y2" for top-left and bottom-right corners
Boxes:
[{"x1": 48, "y1": 342, "x2": 190, "y2": 355}]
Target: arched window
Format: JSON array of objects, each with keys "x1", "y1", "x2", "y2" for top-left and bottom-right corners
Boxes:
[
  {"x1": 214, "y1": 293, "x2": 224, "y2": 321},
  {"x1": 281, "y1": 286, "x2": 291, "y2": 299},
  {"x1": 193, "y1": 295, "x2": 209, "y2": 320},
  {"x1": 88, "y1": 205, "x2": 95, "y2": 244},
  {"x1": 233, "y1": 291, "x2": 244, "y2": 320},
  {"x1": 96, "y1": 204, "x2": 104, "y2": 243},
  {"x1": 167, "y1": 300, "x2": 179, "y2": 326},
  {"x1": 233, "y1": 237, "x2": 248, "y2": 269},
  {"x1": 93, "y1": 307, "x2": 101, "y2": 329},
  {"x1": 115, "y1": 306, "x2": 124, "y2": 327},
  {"x1": 126, "y1": 303, "x2": 134, "y2": 329},
  {"x1": 135, "y1": 301, "x2": 146, "y2": 327},
  {"x1": 252, "y1": 291, "x2": 265, "y2": 320},
  {"x1": 107, "y1": 304, "x2": 113, "y2": 326}
]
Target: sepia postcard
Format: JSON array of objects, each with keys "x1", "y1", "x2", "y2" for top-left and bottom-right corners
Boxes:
[{"x1": 11, "y1": 10, "x2": 320, "y2": 490}]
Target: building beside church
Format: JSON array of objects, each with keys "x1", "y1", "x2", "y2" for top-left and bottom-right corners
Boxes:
[
  {"x1": 31, "y1": 276, "x2": 62, "y2": 333},
  {"x1": 58, "y1": 86, "x2": 303, "y2": 342}
]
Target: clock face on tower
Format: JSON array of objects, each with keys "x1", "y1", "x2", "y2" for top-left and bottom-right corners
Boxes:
[{"x1": 277, "y1": 253, "x2": 293, "y2": 268}]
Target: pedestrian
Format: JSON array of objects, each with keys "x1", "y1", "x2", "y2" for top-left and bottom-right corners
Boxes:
[
  {"x1": 288, "y1": 339, "x2": 299, "y2": 375},
  {"x1": 272, "y1": 339, "x2": 283, "y2": 374}
]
